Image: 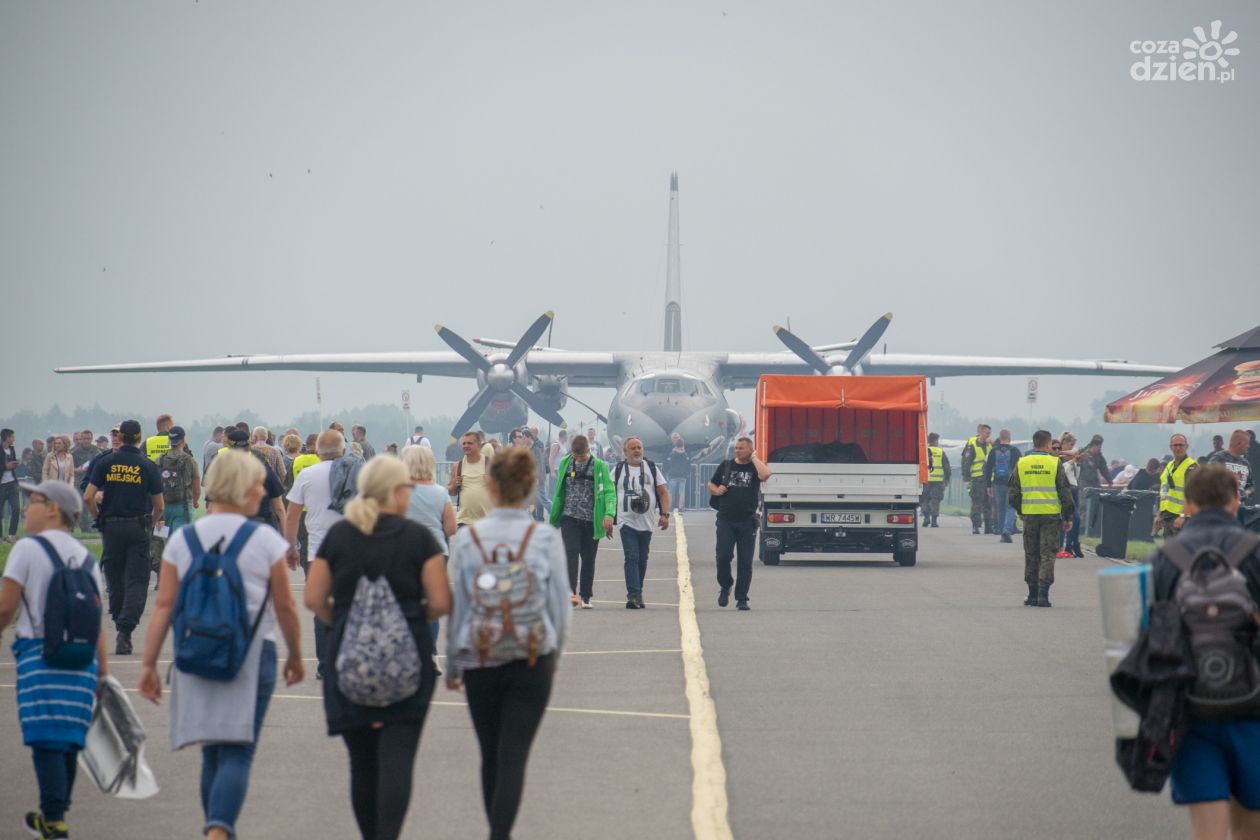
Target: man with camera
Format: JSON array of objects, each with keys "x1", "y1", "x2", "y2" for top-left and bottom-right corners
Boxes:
[{"x1": 613, "y1": 437, "x2": 670, "y2": 609}]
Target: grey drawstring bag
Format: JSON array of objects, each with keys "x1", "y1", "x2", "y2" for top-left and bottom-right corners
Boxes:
[{"x1": 335, "y1": 574, "x2": 422, "y2": 708}]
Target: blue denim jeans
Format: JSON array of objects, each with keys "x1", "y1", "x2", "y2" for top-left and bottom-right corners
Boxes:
[
  {"x1": 201, "y1": 640, "x2": 277, "y2": 836},
  {"x1": 667, "y1": 477, "x2": 687, "y2": 511},
  {"x1": 31, "y1": 747, "x2": 78, "y2": 822},
  {"x1": 620, "y1": 526, "x2": 653, "y2": 599}
]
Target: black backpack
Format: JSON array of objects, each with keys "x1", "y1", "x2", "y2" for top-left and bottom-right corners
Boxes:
[
  {"x1": 23, "y1": 537, "x2": 102, "y2": 669},
  {"x1": 1166, "y1": 532, "x2": 1260, "y2": 719}
]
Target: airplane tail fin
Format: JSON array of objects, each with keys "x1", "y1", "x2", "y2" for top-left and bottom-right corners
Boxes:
[{"x1": 663, "y1": 171, "x2": 682, "y2": 352}]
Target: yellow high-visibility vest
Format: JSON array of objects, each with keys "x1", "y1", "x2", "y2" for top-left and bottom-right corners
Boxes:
[
  {"x1": 292, "y1": 453, "x2": 319, "y2": 479},
  {"x1": 1016, "y1": 452, "x2": 1062, "y2": 516},
  {"x1": 927, "y1": 446, "x2": 945, "y2": 483},
  {"x1": 1160, "y1": 456, "x2": 1196, "y2": 516},
  {"x1": 967, "y1": 436, "x2": 991, "y2": 479},
  {"x1": 146, "y1": 434, "x2": 170, "y2": 462}
]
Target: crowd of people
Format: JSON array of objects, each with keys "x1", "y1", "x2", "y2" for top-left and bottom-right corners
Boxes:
[{"x1": 0, "y1": 412, "x2": 770, "y2": 840}]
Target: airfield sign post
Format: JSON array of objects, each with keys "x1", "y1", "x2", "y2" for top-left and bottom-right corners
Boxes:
[
  {"x1": 1027, "y1": 377, "x2": 1038, "y2": 439},
  {"x1": 316, "y1": 377, "x2": 323, "y2": 428},
  {"x1": 402, "y1": 389, "x2": 411, "y2": 443}
]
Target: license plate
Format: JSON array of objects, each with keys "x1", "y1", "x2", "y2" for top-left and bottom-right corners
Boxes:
[{"x1": 820, "y1": 513, "x2": 862, "y2": 524}]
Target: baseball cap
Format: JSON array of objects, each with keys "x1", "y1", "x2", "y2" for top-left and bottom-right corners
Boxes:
[
  {"x1": 95, "y1": 435, "x2": 109, "y2": 446},
  {"x1": 226, "y1": 428, "x2": 250, "y2": 447},
  {"x1": 119, "y1": 419, "x2": 142, "y2": 436},
  {"x1": 167, "y1": 426, "x2": 186, "y2": 444},
  {"x1": 19, "y1": 480, "x2": 83, "y2": 519}
]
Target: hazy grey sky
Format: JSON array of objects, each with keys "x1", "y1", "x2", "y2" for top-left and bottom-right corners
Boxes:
[{"x1": 2, "y1": 1, "x2": 1256, "y2": 432}]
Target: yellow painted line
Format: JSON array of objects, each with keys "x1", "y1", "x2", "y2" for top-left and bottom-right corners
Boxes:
[
  {"x1": 675, "y1": 512, "x2": 733, "y2": 840},
  {"x1": 0, "y1": 685, "x2": 686, "y2": 721}
]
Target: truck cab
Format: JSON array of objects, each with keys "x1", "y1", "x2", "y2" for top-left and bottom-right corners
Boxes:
[{"x1": 754, "y1": 375, "x2": 928, "y2": 567}]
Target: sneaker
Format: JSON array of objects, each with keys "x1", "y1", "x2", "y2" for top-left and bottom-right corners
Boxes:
[
  {"x1": 581, "y1": 598, "x2": 593, "y2": 609},
  {"x1": 570, "y1": 593, "x2": 581, "y2": 607},
  {"x1": 633, "y1": 594, "x2": 645, "y2": 609},
  {"x1": 24, "y1": 812, "x2": 68, "y2": 839},
  {"x1": 115, "y1": 632, "x2": 132, "y2": 656},
  {"x1": 1054, "y1": 550, "x2": 1071, "y2": 559},
  {"x1": 736, "y1": 600, "x2": 750, "y2": 611},
  {"x1": 718, "y1": 588, "x2": 730, "y2": 608},
  {"x1": 1000, "y1": 534, "x2": 1013, "y2": 543},
  {"x1": 972, "y1": 527, "x2": 980, "y2": 535},
  {"x1": 626, "y1": 599, "x2": 637, "y2": 609}
]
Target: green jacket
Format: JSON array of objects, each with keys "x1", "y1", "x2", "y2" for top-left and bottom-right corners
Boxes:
[{"x1": 549, "y1": 454, "x2": 616, "y2": 538}]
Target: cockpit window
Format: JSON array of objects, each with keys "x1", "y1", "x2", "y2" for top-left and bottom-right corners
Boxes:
[
  {"x1": 636, "y1": 377, "x2": 703, "y2": 397},
  {"x1": 657, "y1": 379, "x2": 680, "y2": 393}
]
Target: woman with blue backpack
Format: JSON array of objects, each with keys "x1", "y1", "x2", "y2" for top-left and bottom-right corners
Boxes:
[
  {"x1": 447, "y1": 447, "x2": 570, "y2": 840},
  {"x1": 0, "y1": 480, "x2": 108, "y2": 840},
  {"x1": 137, "y1": 449, "x2": 305, "y2": 840},
  {"x1": 304, "y1": 454, "x2": 450, "y2": 840}
]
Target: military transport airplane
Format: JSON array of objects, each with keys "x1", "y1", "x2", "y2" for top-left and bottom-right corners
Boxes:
[{"x1": 56, "y1": 173, "x2": 1178, "y2": 462}]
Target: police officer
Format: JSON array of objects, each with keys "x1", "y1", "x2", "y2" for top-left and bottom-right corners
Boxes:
[
  {"x1": 1009, "y1": 430, "x2": 1074, "y2": 608},
  {"x1": 920, "y1": 432, "x2": 950, "y2": 527},
  {"x1": 961, "y1": 424, "x2": 993, "y2": 534},
  {"x1": 84, "y1": 419, "x2": 163, "y2": 655},
  {"x1": 1155, "y1": 432, "x2": 1198, "y2": 538}
]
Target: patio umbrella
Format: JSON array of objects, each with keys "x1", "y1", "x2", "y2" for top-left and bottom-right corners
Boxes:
[{"x1": 1105, "y1": 326, "x2": 1260, "y2": 424}]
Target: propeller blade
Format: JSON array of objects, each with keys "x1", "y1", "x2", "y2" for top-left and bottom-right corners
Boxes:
[
  {"x1": 840, "y1": 312, "x2": 893, "y2": 371},
  {"x1": 773, "y1": 325, "x2": 831, "y2": 374},
  {"x1": 510, "y1": 382, "x2": 567, "y2": 428},
  {"x1": 505, "y1": 311, "x2": 555, "y2": 368},
  {"x1": 450, "y1": 387, "x2": 497, "y2": 438},
  {"x1": 434, "y1": 324, "x2": 493, "y2": 372}
]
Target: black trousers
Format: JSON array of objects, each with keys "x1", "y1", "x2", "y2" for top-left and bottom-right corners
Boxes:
[
  {"x1": 715, "y1": 513, "x2": 758, "y2": 602},
  {"x1": 559, "y1": 516, "x2": 598, "y2": 599},
  {"x1": 463, "y1": 655, "x2": 556, "y2": 840},
  {"x1": 0, "y1": 481, "x2": 19, "y2": 536},
  {"x1": 101, "y1": 518, "x2": 151, "y2": 634},
  {"x1": 341, "y1": 721, "x2": 425, "y2": 840}
]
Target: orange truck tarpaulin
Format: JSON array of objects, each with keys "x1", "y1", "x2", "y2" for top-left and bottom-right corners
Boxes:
[{"x1": 754, "y1": 375, "x2": 929, "y2": 483}]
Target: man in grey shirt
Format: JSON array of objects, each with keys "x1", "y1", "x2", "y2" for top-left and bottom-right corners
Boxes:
[
  {"x1": 1208, "y1": 430, "x2": 1255, "y2": 523},
  {"x1": 202, "y1": 426, "x2": 224, "y2": 475}
]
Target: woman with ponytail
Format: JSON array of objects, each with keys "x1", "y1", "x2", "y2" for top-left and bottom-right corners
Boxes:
[
  {"x1": 304, "y1": 456, "x2": 451, "y2": 840},
  {"x1": 447, "y1": 447, "x2": 570, "y2": 840}
]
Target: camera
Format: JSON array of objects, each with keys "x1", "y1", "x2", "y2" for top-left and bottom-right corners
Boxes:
[{"x1": 629, "y1": 488, "x2": 651, "y2": 515}]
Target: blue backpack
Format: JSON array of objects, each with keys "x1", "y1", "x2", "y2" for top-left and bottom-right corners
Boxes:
[
  {"x1": 173, "y1": 522, "x2": 270, "y2": 681},
  {"x1": 993, "y1": 448, "x2": 1013, "y2": 482},
  {"x1": 24, "y1": 537, "x2": 101, "y2": 669}
]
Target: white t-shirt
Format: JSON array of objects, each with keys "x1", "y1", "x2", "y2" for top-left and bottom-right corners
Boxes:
[
  {"x1": 162, "y1": 513, "x2": 288, "y2": 642},
  {"x1": 285, "y1": 460, "x2": 343, "y2": 559},
  {"x1": 614, "y1": 461, "x2": 667, "y2": 532},
  {"x1": 3, "y1": 531, "x2": 103, "y2": 639},
  {"x1": 407, "y1": 435, "x2": 431, "y2": 448}
]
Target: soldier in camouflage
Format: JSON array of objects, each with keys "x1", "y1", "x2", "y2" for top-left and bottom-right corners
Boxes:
[
  {"x1": 26, "y1": 439, "x2": 46, "y2": 483},
  {"x1": 1009, "y1": 430, "x2": 1075, "y2": 608},
  {"x1": 70, "y1": 431, "x2": 101, "y2": 532},
  {"x1": 150, "y1": 426, "x2": 201, "y2": 587}
]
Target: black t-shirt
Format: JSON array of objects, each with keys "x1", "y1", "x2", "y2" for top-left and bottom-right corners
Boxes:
[
  {"x1": 319, "y1": 514, "x2": 444, "y2": 626},
  {"x1": 712, "y1": 459, "x2": 761, "y2": 519},
  {"x1": 89, "y1": 445, "x2": 163, "y2": 518},
  {"x1": 317, "y1": 514, "x2": 444, "y2": 732},
  {"x1": 1128, "y1": 470, "x2": 1159, "y2": 492},
  {"x1": 664, "y1": 449, "x2": 691, "y2": 480}
]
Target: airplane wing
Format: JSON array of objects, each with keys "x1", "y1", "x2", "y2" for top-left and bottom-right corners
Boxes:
[
  {"x1": 719, "y1": 352, "x2": 1178, "y2": 388},
  {"x1": 55, "y1": 350, "x2": 623, "y2": 387}
]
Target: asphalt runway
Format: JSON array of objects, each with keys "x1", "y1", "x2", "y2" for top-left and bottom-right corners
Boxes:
[{"x1": 0, "y1": 512, "x2": 1185, "y2": 838}]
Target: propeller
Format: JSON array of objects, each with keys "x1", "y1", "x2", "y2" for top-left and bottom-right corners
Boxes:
[
  {"x1": 773, "y1": 312, "x2": 894, "y2": 375},
  {"x1": 435, "y1": 312, "x2": 566, "y2": 436}
]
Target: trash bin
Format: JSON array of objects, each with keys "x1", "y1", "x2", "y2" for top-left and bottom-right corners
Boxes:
[
  {"x1": 1097, "y1": 494, "x2": 1137, "y2": 559},
  {"x1": 1082, "y1": 487, "x2": 1104, "y2": 539},
  {"x1": 1126, "y1": 491, "x2": 1160, "y2": 541}
]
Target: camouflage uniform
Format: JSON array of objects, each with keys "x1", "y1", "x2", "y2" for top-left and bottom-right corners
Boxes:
[
  {"x1": 1009, "y1": 456, "x2": 1075, "y2": 606},
  {"x1": 25, "y1": 449, "x2": 45, "y2": 482},
  {"x1": 151, "y1": 447, "x2": 199, "y2": 572}
]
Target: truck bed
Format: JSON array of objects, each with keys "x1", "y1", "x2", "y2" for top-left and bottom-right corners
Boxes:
[{"x1": 763, "y1": 462, "x2": 921, "y2": 504}]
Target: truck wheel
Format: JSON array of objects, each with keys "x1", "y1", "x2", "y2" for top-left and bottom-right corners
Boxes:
[
  {"x1": 761, "y1": 548, "x2": 781, "y2": 566},
  {"x1": 894, "y1": 550, "x2": 917, "y2": 567}
]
